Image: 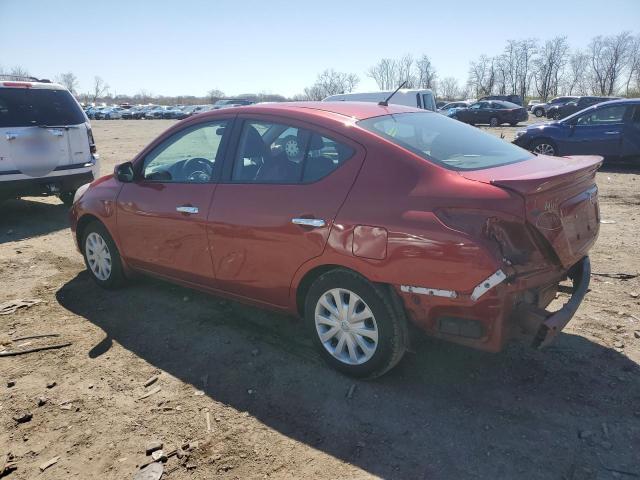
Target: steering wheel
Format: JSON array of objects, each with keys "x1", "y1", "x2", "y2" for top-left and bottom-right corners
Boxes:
[
  {"x1": 182, "y1": 157, "x2": 212, "y2": 183},
  {"x1": 277, "y1": 135, "x2": 305, "y2": 162}
]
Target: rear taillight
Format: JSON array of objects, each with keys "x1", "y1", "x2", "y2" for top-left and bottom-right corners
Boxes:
[{"x1": 87, "y1": 127, "x2": 97, "y2": 154}]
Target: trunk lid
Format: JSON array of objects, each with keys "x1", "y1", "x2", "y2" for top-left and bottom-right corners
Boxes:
[{"x1": 460, "y1": 154, "x2": 603, "y2": 267}]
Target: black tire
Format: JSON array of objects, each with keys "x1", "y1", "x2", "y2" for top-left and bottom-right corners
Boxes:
[
  {"x1": 81, "y1": 221, "x2": 126, "y2": 289},
  {"x1": 529, "y1": 138, "x2": 558, "y2": 156},
  {"x1": 304, "y1": 269, "x2": 408, "y2": 379},
  {"x1": 534, "y1": 108, "x2": 544, "y2": 117},
  {"x1": 59, "y1": 191, "x2": 75, "y2": 207},
  {"x1": 489, "y1": 117, "x2": 499, "y2": 127},
  {"x1": 510, "y1": 122, "x2": 518, "y2": 127}
]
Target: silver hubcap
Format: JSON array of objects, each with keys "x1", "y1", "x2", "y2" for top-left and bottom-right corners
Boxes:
[
  {"x1": 314, "y1": 288, "x2": 379, "y2": 365},
  {"x1": 533, "y1": 143, "x2": 555, "y2": 156},
  {"x1": 490, "y1": 118, "x2": 498, "y2": 127},
  {"x1": 85, "y1": 232, "x2": 112, "y2": 281}
]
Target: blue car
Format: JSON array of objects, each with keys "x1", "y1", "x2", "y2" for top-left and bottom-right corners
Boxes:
[{"x1": 513, "y1": 99, "x2": 640, "y2": 160}]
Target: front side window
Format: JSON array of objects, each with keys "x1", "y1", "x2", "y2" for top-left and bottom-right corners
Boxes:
[
  {"x1": 358, "y1": 112, "x2": 532, "y2": 171},
  {"x1": 576, "y1": 105, "x2": 626, "y2": 126},
  {"x1": 142, "y1": 121, "x2": 228, "y2": 182},
  {"x1": 231, "y1": 121, "x2": 353, "y2": 183}
]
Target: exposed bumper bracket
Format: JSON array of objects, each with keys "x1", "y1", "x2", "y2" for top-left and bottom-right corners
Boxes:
[
  {"x1": 531, "y1": 256, "x2": 591, "y2": 348},
  {"x1": 471, "y1": 269, "x2": 507, "y2": 301}
]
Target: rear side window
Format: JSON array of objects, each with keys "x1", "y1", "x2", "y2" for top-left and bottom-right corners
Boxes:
[
  {"x1": 358, "y1": 112, "x2": 531, "y2": 171},
  {"x1": 231, "y1": 120, "x2": 354, "y2": 184},
  {"x1": 0, "y1": 88, "x2": 85, "y2": 127}
]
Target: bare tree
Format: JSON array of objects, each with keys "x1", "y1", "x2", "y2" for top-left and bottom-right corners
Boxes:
[
  {"x1": 468, "y1": 55, "x2": 495, "y2": 97},
  {"x1": 624, "y1": 34, "x2": 640, "y2": 95},
  {"x1": 56, "y1": 72, "x2": 78, "y2": 94},
  {"x1": 395, "y1": 54, "x2": 416, "y2": 88},
  {"x1": 566, "y1": 50, "x2": 590, "y2": 95},
  {"x1": 589, "y1": 32, "x2": 632, "y2": 95},
  {"x1": 438, "y1": 77, "x2": 460, "y2": 100},
  {"x1": 300, "y1": 69, "x2": 360, "y2": 100},
  {"x1": 91, "y1": 76, "x2": 109, "y2": 103},
  {"x1": 367, "y1": 58, "x2": 398, "y2": 90},
  {"x1": 10, "y1": 66, "x2": 30, "y2": 77},
  {"x1": 533, "y1": 37, "x2": 569, "y2": 101},
  {"x1": 415, "y1": 54, "x2": 437, "y2": 89},
  {"x1": 207, "y1": 89, "x2": 225, "y2": 103}
]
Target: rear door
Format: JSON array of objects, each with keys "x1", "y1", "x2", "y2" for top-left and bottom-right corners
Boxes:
[
  {"x1": 566, "y1": 104, "x2": 627, "y2": 156},
  {"x1": 208, "y1": 115, "x2": 365, "y2": 307},
  {"x1": 0, "y1": 85, "x2": 87, "y2": 178},
  {"x1": 116, "y1": 118, "x2": 232, "y2": 285},
  {"x1": 621, "y1": 105, "x2": 640, "y2": 157}
]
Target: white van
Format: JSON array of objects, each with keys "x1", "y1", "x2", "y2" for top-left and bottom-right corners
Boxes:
[
  {"x1": 323, "y1": 89, "x2": 437, "y2": 111},
  {"x1": 0, "y1": 76, "x2": 99, "y2": 206}
]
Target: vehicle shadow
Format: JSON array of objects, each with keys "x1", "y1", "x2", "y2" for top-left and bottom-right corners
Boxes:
[
  {"x1": 56, "y1": 272, "x2": 640, "y2": 480},
  {"x1": 0, "y1": 197, "x2": 69, "y2": 244}
]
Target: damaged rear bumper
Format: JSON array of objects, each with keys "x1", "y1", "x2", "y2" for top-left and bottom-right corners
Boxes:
[{"x1": 528, "y1": 256, "x2": 591, "y2": 348}]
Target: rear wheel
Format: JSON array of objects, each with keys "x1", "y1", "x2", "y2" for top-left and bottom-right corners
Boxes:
[
  {"x1": 305, "y1": 269, "x2": 408, "y2": 378},
  {"x1": 81, "y1": 221, "x2": 126, "y2": 289},
  {"x1": 489, "y1": 117, "x2": 499, "y2": 127},
  {"x1": 530, "y1": 138, "x2": 557, "y2": 156},
  {"x1": 510, "y1": 122, "x2": 518, "y2": 127}
]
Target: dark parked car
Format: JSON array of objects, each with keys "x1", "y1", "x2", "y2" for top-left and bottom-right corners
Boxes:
[
  {"x1": 513, "y1": 99, "x2": 640, "y2": 159},
  {"x1": 531, "y1": 96, "x2": 578, "y2": 118},
  {"x1": 479, "y1": 94, "x2": 522, "y2": 106},
  {"x1": 438, "y1": 101, "x2": 470, "y2": 113},
  {"x1": 546, "y1": 96, "x2": 620, "y2": 120},
  {"x1": 71, "y1": 101, "x2": 600, "y2": 378},
  {"x1": 452, "y1": 100, "x2": 528, "y2": 126},
  {"x1": 121, "y1": 106, "x2": 146, "y2": 119}
]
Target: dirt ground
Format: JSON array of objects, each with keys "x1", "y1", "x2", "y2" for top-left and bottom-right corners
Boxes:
[{"x1": 1, "y1": 117, "x2": 639, "y2": 480}]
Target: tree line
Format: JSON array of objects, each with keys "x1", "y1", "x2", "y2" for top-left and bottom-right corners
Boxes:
[{"x1": 3, "y1": 31, "x2": 638, "y2": 105}]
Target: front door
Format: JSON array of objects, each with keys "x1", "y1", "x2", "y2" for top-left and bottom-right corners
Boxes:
[
  {"x1": 208, "y1": 116, "x2": 365, "y2": 306},
  {"x1": 567, "y1": 104, "x2": 627, "y2": 157},
  {"x1": 117, "y1": 119, "x2": 232, "y2": 285}
]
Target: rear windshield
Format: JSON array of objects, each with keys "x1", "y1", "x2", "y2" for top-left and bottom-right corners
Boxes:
[
  {"x1": 0, "y1": 88, "x2": 85, "y2": 127},
  {"x1": 358, "y1": 112, "x2": 532, "y2": 171}
]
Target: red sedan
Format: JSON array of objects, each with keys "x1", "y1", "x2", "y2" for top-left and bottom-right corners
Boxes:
[{"x1": 70, "y1": 102, "x2": 601, "y2": 378}]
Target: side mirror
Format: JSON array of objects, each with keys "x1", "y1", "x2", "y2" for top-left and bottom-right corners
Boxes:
[{"x1": 115, "y1": 162, "x2": 135, "y2": 183}]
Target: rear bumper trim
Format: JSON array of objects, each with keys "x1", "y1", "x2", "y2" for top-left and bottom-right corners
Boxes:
[{"x1": 532, "y1": 256, "x2": 591, "y2": 348}]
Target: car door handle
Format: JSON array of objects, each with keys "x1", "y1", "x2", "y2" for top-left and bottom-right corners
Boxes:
[
  {"x1": 604, "y1": 131, "x2": 620, "y2": 135},
  {"x1": 176, "y1": 206, "x2": 199, "y2": 214},
  {"x1": 291, "y1": 218, "x2": 326, "y2": 228}
]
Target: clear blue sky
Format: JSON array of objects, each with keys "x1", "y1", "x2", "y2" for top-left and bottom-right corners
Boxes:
[{"x1": 1, "y1": 0, "x2": 639, "y2": 97}]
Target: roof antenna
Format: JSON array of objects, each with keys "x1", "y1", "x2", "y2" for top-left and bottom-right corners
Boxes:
[{"x1": 378, "y1": 81, "x2": 407, "y2": 106}]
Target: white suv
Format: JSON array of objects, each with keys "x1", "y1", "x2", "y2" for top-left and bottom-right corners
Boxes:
[{"x1": 0, "y1": 76, "x2": 99, "y2": 205}]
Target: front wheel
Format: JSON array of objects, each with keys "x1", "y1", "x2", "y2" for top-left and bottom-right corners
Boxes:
[
  {"x1": 534, "y1": 109, "x2": 544, "y2": 117},
  {"x1": 489, "y1": 117, "x2": 499, "y2": 127},
  {"x1": 305, "y1": 269, "x2": 408, "y2": 378},
  {"x1": 530, "y1": 138, "x2": 557, "y2": 156},
  {"x1": 82, "y1": 221, "x2": 126, "y2": 289}
]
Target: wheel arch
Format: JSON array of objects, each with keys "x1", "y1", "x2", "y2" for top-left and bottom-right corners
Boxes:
[
  {"x1": 75, "y1": 214, "x2": 117, "y2": 254},
  {"x1": 294, "y1": 264, "x2": 371, "y2": 317}
]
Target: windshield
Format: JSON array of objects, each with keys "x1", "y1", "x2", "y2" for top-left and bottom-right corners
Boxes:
[
  {"x1": 357, "y1": 112, "x2": 532, "y2": 171},
  {"x1": 0, "y1": 88, "x2": 85, "y2": 127}
]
